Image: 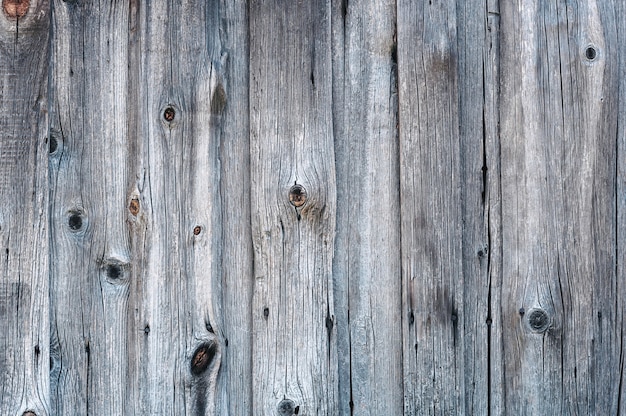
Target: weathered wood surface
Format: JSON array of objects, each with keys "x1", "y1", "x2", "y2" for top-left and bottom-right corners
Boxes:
[
  {"x1": 1, "y1": 0, "x2": 626, "y2": 415},
  {"x1": 499, "y1": 1, "x2": 621, "y2": 414},
  {"x1": 0, "y1": 1, "x2": 50, "y2": 415},
  {"x1": 332, "y1": 0, "x2": 402, "y2": 414}
]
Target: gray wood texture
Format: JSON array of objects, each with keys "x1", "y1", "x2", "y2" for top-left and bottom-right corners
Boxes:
[
  {"x1": 1, "y1": 0, "x2": 626, "y2": 414},
  {"x1": 0, "y1": 1, "x2": 50, "y2": 415}
]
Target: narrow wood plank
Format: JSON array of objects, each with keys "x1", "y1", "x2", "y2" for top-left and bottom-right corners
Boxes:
[
  {"x1": 618, "y1": 1, "x2": 626, "y2": 413},
  {"x1": 49, "y1": 1, "x2": 132, "y2": 413},
  {"x1": 456, "y1": 0, "x2": 502, "y2": 414},
  {"x1": 0, "y1": 2, "x2": 50, "y2": 414},
  {"x1": 216, "y1": 1, "x2": 254, "y2": 414},
  {"x1": 499, "y1": 0, "x2": 620, "y2": 413},
  {"x1": 331, "y1": 0, "x2": 403, "y2": 414},
  {"x1": 249, "y1": 0, "x2": 338, "y2": 413},
  {"x1": 131, "y1": 1, "x2": 225, "y2": 414}
]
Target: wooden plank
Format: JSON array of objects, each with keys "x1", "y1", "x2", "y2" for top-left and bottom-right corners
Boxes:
[
  {"x1": 249, "y1": 0, "x2": 338, "y2": 413},
  {"x1": 48, "y1": 1, "x2": 133, "y2": 414},
  {"x1": 216, "y1": 1, "x2": 254, "y2": 414},
  {"x1": 0, "y1": 2, "x2": 50, "y2": 414},
  {"x1": 130, "y1": 1, "x2": 225, "y2": 414},
  {"x1": 499, "y1": 0, "x2": 621, "y2": 413},
  {"x1": 456, "y1": 0, "x2": 502, "y2": 414},
  {"x1": 618, "y1": 1, "x2": 626, "y2": 413},
  {"x1": 397, "y1": 1, "x2": 465, "y2": 414},
  {"x1": 331, "y1": 1, "x2": 403, "y2": 414}
]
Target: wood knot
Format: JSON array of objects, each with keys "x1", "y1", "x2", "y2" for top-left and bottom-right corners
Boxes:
[
  {"x1": 193, "y1": 225, "x2": 202, "y2": 235},
  {"x1": 129, "y1": 198, "x2": 140, "y2": 216},
  {"x1": 277, "y1": 399, "x2": 296, "y2": 415},
  {"x1": 3, "y1": 0, "x2": 28, "y2": 18},
  {"x1": 527, "y1": 308, "x2": 550, "y2": 333},
  {"x1": 191, "y1": 341, "x2": 217, "y2": 375},
  {"x1": 289, "y1": 184, "x2": 307, "y2": 207}
]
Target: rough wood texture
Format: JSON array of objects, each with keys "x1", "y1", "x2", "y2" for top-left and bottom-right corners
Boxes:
[
  {"x1": 49, "y1": 0, "x2": 133, "y2": 413},
  {"x1": 0, "y1": 1, "x2": 50, "y2": 415},
  {"x1": 2, "y1": 1, "x2": 626, "y2": 415},
  {"x1": 249, "y1": 0, "x2": 337, "y2": 414},
  {"x1": 397, "y1": 1, "x2": 465, "y2": 414},
  {"x1": 331, "y1": 0, "x2": 403, "y2": 414},
  {"x1": 499, "y1": 0, "x2": 621, "y2": 413}
]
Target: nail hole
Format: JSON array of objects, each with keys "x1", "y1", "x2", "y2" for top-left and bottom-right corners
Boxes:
[
  {"x1": 585, "y1": 46, "x2": 597, "y2": 61},
  {"x1": 191, "y1": 342, "x2": 217, "y2": 375},
  {"x1": 193, "y1": 226, "x2": 202, "y2": 235},
  {"x1": 289, "y1": 184, "x2": 307, "y2": 207},
  {"x1": 163, "y1": 106, "x2": 176, "y2": 122},
  {"x1": 263, "y1": 307, "x2": 269, "y2": 319},
  {"x1": 144, "y1": 325, "x2": 150, "y2": 335},
  {"x1": 519, "y1": 307, "x2": 525, "y2": 316}
]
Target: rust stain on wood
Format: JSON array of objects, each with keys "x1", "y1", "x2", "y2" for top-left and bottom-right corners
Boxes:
[{"x1": 2, "y1": 0, "x2": 28, "y2": 18}]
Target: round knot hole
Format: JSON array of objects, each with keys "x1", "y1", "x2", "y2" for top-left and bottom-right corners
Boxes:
[
  {"x1": 163, "y1": 106, "x2": 176, "y2": 122},
  {"x1": 191, "y1": 341, "x2": 217, "y2": 375},
  {"x1": 105, "y1": 264, "x2": 122, "y2": 280},
  {"x1": 277, "y1": 399, "x2": 296, "y2": 415},
  {"x1": 22, "y1": 412, "x2": 37, "y2": 416},
  {"x1": 289, "y1": 184, "x2": 307, "y2": 207},
  {"x1": 67, "y1": 212, "x2": 83, "y2": 231},
  {"x1": 585, "y1": 46, "x2": 597, "y2": 61},
  {"x1": 193, "y1": 226, "x2": 202, "y2": 235},
  {"x1": 527, "y1": 308, "x2": 550, "y2": 333}
]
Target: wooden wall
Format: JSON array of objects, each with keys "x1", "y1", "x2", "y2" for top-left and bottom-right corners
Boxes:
[{"x1": 0, "y1": 0, "x2": 624, "y2": 414}]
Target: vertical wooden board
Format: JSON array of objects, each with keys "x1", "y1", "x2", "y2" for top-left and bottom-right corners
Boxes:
[
  {"x1": 618, "y1": 0, "x2": 626, "y2": 413},
  {"x1": 131, "y1": 1, "x2": 225, "y2": 414},
  {"x1": 216, "y1": 1, "x2": 254, "y2": 414},
  {"x1": 331, "y1": 0, "x2": 403, "y2": 414},
  {"x1": 0, "y1": 2, "x2": 50, "y2": 415},
  {"x1": 397, "y1": 1, "x2": 464, "y2": 414},
  {"x1": 499, "y1": 0, "x2": 620, "y2": 413},
  {"x1": 49, "y1": 1, "x2": 132, "y2": 413},
  {"x1": 249, "y1": 0, "x2": 337, "y2": 414},
  {"x1": 455, "y1": 0, "x2": 502, "y2": 414}
]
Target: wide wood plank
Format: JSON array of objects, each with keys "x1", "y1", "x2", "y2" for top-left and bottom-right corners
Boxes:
[
  {"x1": 249, "y1": 0, "x2": 338, "y2": 413},
  {"x1": 397, "y1": 1, "x2": 466, "y2": 413},
  {"x1": 331, "y1": 1, "x2": 403, "y2": 414},
  {"x1": 49, "y1": 1, "x2": 133, "y2": 413},
  {"x1": 0, "y1": 2, "x2": 50, "y2": 414},
  {"x1": 131, "y1": 1, "x2": 225, "y2": 414},
  {"x1": 499, "y1": 0, "x2": 621, "y2": 413}
]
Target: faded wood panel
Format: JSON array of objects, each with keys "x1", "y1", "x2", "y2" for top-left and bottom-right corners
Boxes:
[
  {"x1": 216, "y1": 1, "x2": 254, "y2": 414},
  {"x1": 0, "y1": 1, "x2": 50, "y2": 415},
  {"x1": 499, "y1": 0, "x2": 621, "y2": 414},
  {"x1": 49, "y1": 1, "x2": 133, "y2": 414},
  {"x1": 249, "y1": 0, "x2": 338, "y2": 414},
  {"x1": 131, "y1": 1, "x2": 225, "y2": 414},
  {"x1": 456, "y1": 0, "x2": 501, "y2": 414},
  {"x1": 397, "y1": 1, "x2": 466, "y2": 414},
  {"x1": 331, "y1": 0, "x2": 403, "y2": 414},
  {"x1": 618, "y1": 0, "x2": 626, "y2": 414}
]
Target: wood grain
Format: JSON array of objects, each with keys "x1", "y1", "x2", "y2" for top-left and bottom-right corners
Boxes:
[
  {"x1": 249, "y1": 0, "x2": 338, "y2": 413},
  {"x1": 0, "y1": 1, "x2": 50, "y2": 415},
  {"x1": 499, "y1": 0, "x2": 621, "y2": 413},
  {"x1": 331, "y1": 0, "x2": 403, "y2": 414}
]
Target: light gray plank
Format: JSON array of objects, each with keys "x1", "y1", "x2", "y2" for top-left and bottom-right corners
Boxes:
[
  {"x1": 49, "y1": 1, "x2": 132, "y2": 414},
  {"x1": 216, "y1": 1, "x2": 254, "y2": 415},
  {"x1": 131, "y1": 1, "x2": 225, "y2": 414},
  {"x1": 331, "y1": 0, "x2": 403, "y2": 414},
  {"x1": 499, "y1": 0, "x2": 620, "y2": 413},
  {"x1": 397, "y1": 1, "x2": 465, "y2": 414},
  {"x1": 0, "y1": 2, "x2": 50, "y2": 415},
  {"x1": 618, "y1": 0, "x2": 626, "y2": 413},
  {"x1": 249, "y1": 0, "x2": 338, "y2": 413}
]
